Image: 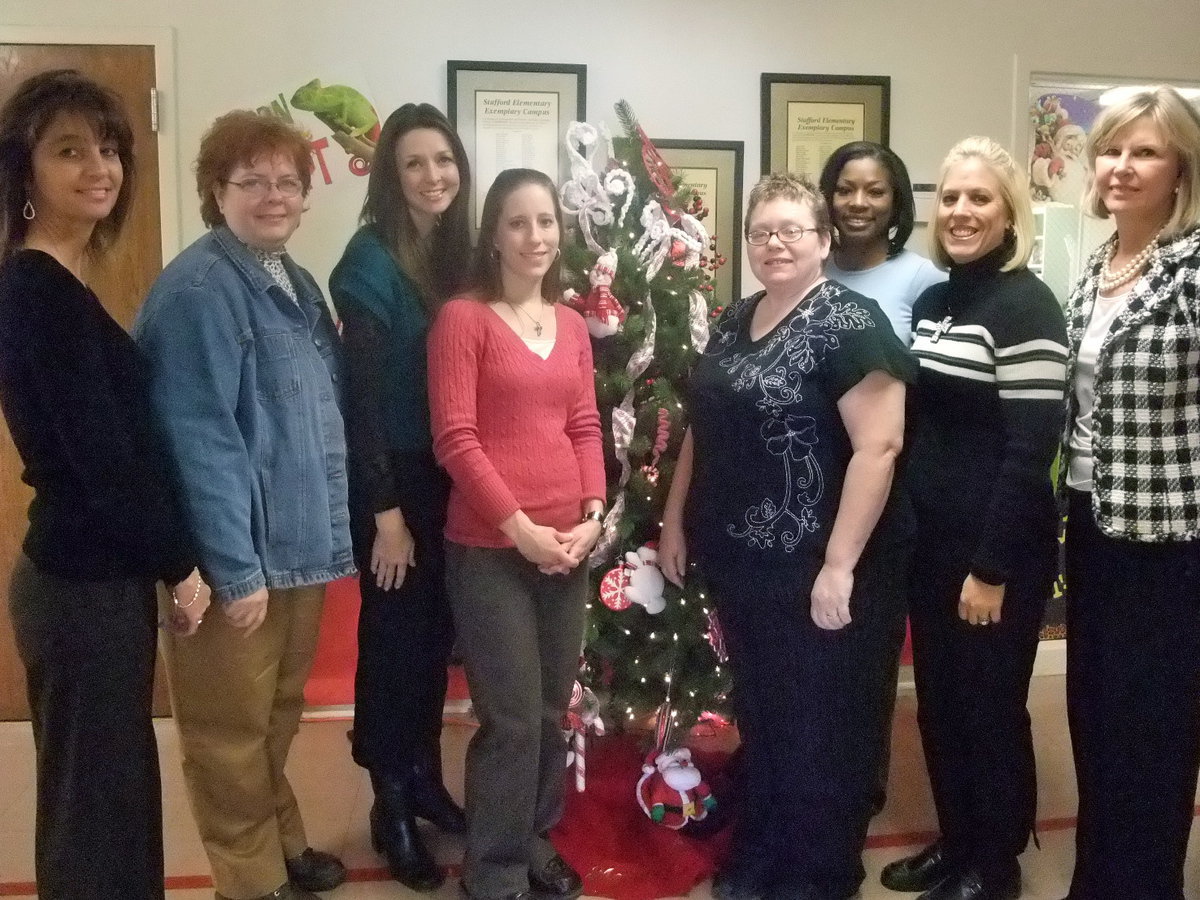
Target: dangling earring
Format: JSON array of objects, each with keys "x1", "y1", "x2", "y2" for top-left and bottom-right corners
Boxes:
[
  {"x1": 888, "y1": 225, "x2": 899, "y2": 240},
  {"x1": 22, "y1": 199, "x2": 35, "y2": 221}
]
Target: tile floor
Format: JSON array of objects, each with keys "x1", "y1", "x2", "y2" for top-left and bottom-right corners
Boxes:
[{"x1": 3, "y1": 674, "x2": 1200, "y2": 898}]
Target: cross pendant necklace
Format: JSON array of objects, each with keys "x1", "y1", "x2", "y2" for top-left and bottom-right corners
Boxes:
[
  {"x1": 506, "y1": 299, "x2": 545, "y2": 337},
  {"x1": 930, "y1": 315, "x2": 953, "y2": 343}
]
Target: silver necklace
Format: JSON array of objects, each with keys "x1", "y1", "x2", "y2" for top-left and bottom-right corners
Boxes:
[{"x1": 504, "y1": 299, "x2": 546, "y2": 337}]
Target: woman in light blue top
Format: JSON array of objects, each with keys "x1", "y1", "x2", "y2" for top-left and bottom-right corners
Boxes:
[
  {"x1": 821, "y1": 142, "x2": 945, "y2": 345},
  {"x1": 818, "y1": 141, "x2": 941, "y2": 818}
]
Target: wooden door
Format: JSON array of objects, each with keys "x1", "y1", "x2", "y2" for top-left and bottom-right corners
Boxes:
[{"x1": 0, "y1": 44, "x2": 166, "y2": 719}]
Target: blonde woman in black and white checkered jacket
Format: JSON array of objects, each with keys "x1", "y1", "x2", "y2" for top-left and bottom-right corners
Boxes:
[{"x1": 1060, "y1": 85, "x2": 1200, "y2": 900}]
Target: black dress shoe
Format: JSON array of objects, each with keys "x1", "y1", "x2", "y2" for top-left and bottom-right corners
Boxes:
[
  {"x1": 284, "y1": 847, "x2": 347, "y2": 892},
  {"x1": 528, "y1": 854, "x2": 583, "y2": 900},
  {"x1": 881, "y1": 841, "x2": 953, "y2": 893},
  {"x1": 917, "y1": 869, "x2": 1020, "y2": 900},
  {"x1": 409, "y1": 763, "x2": 468, "y2": 834}
]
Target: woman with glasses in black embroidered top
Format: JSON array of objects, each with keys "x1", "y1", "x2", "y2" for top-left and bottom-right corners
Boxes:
[{"x1": 659, "y1": 173, "x2": 916, "y2": 900}]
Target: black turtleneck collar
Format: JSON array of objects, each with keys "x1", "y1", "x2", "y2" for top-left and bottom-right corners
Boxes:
[{"x1": 947, "y1": 234, "x2": 1016, "y2": 287}]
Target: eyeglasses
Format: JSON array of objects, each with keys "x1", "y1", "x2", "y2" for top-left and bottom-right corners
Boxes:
[
  {"x1": 745, "y1": 225, "x2": 820, "y2": 246},
  {"x1": 224, "y1": 176, "x2": 304, "y2": 199}
]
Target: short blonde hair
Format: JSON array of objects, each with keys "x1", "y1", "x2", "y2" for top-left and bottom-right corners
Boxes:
[
  {"x1": 928, "y1": 136, "x2": 1034, "y2": 273},
  {"x1": 1083, "y1": 85, "x2": 1200, "y2": 238},
  {"x1": 745, "y1": 172, "x2": 832, "y2": 236}
]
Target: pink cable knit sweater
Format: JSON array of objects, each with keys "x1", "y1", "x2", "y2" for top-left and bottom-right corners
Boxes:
[{"x1": 428, "y1": 297, "x2": 606, "y2": 548}]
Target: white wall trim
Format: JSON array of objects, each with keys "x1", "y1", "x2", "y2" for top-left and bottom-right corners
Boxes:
[{"x1": 0, "y1": 25, "x2": 182, "y2": 261}]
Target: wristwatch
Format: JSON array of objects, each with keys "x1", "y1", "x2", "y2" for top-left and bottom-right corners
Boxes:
[{"x1": 581, "y1": 509, "x2": 604, "y2": 524}]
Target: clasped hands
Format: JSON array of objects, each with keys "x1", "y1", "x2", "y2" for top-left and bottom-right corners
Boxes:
[{"x1": 507, "y1": 510, "x2": 602, "y2": 575}]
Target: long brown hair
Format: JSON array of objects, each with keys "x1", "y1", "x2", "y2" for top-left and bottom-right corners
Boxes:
[{"x1": 361, "y1": 103, "x2": 471, "y2": 309}]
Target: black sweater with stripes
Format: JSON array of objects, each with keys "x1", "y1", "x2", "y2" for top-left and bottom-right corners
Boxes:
[{"x1": 906, "y1": 243, "x2": 1068, "y2": 585}]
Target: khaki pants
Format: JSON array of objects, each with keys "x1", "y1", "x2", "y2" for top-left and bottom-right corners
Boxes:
[{"x1": 161, "y1": 584, "x2": 325, "y2": 899}]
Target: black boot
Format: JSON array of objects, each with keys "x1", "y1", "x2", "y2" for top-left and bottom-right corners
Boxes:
[
  {"x1": 369, "y1": 771, "x2": 445, "y2": 891},
  {"x1": 408, "y1": 761, "x2": 467, "y2": 834}
]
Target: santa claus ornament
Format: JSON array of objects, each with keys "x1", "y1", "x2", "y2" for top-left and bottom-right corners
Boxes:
[
  {"x1": 635, "y1": 747, "x2": 716, "y2": 829},
  {"x1": 564, "y1": 249, "x2": 626, "y2": 338}
]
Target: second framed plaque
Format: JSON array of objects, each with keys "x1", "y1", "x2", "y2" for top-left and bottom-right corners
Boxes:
[
  {"x1": 653, "y1": 139, "x2": 744, "y2": 306},
  {"x1": 761, "y1": 73, "x2": 890, "y2": 182}
]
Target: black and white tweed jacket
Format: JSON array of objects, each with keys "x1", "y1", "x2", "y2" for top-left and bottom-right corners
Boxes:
[{"x1": 1060, "y1": 225, "x2": 1200, "y2": 541}]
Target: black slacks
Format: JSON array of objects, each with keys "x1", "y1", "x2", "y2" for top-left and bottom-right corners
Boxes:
[
  {"x1": 350, "y1": 453, "x2": 454, "y2": 776},
  {"x1": 8, "y1": 554, "x2": 164, "y2": 900},
  {"x1": 707, "y1": 543, "x2": 908, "y2": 899},
  {"x1": 1065, "y1": 489, "x2": 1200, "y2": 900},
  {"x1": 908, "y1": 530, "x2": 1051, "y2": 880}
]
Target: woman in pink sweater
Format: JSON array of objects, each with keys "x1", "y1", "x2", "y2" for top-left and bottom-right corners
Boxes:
[{"x1": 428, "y1": 168, "x2": 605, "y2": 900}]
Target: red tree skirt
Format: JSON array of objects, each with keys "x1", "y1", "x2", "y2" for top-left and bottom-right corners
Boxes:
[{"x1": 551, "y1": 733, "x2": 734, "y2": 899}]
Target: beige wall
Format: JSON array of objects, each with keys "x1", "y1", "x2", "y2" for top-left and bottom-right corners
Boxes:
[{"x1": 5, "y1": 0, "x2": 1200, "y2": 294}]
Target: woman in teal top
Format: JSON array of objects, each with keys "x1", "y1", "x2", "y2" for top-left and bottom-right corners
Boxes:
[{"x1": 329, "y1": 102, "x2": 472, "y2": 892}]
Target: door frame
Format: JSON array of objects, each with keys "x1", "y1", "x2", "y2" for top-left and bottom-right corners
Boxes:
[{"x1": 0, "y1": 25, "x2": 182, "y2": 260}]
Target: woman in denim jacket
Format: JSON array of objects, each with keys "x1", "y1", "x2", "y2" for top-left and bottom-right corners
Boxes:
[{"x1": 135, "y1": 111, "x2": 355, "y2": 900}]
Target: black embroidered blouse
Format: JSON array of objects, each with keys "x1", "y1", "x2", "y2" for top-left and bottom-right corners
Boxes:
[{"x1": 686, "y1": 280, "x2": 917, "y2": 571}]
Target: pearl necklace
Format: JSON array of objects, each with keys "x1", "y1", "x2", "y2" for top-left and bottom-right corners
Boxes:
[{"x1": 1100, "y1": 229, "x2": 1162, "y2": 292}]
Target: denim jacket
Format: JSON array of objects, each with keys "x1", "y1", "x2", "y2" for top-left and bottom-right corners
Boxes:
[{"x1": 134, "y1": 225, "x2": 355, "y2": 602}]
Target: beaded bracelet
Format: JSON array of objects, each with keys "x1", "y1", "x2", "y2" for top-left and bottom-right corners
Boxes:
[{"x1": 172, "y1": 580, "x2": 201, "y2": 609}]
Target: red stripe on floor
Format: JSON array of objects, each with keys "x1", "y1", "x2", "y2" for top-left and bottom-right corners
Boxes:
[{"x1": 5, "y1": 809, "x2": 1200, "y2": 894}]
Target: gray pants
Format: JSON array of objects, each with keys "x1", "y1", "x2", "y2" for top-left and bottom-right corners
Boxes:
[{"x1": 445, "y1": 541, "x2": 587, "y2": 898}]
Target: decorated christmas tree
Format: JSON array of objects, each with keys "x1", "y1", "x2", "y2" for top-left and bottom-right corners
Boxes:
[{"x1": 558, "y1": 102, "x2": 734, "y2": 731}]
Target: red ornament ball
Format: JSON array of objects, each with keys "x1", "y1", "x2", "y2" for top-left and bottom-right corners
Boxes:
[{"x1": 599, "y1": 565, "x2": 631, "y2": 611}]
